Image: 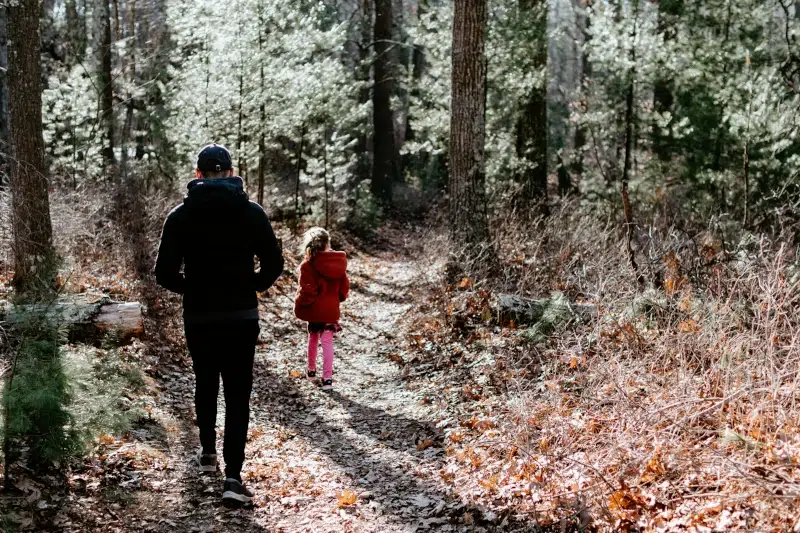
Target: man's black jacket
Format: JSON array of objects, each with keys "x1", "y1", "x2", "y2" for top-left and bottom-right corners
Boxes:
[{"x1": 155, "y1": 176, "x2": 284, "y2": 323}]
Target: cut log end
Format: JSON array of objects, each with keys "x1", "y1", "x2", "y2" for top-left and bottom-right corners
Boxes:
[
  {"x1": 94, "y1": 302, "x2": 144, "y2": 339},
  {"x1": 1, "y1": 297, "x2": 144, "y2": 345}
]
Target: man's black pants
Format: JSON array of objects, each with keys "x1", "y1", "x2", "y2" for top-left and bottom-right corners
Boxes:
[{"x1": 184, "y1": 320, "x2": 259, "y2": 480}]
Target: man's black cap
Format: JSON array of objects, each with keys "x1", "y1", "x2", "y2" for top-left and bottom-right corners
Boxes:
[{"x1": 197, "y1": 144, "x2": 233, "y2": 172}]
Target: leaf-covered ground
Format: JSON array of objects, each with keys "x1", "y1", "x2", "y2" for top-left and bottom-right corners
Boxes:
[
  {"x1": 4, "y1": 238, "x2": 541, "y2": 532},
  {"x1": 4, "y1": 208, "x2": 799, "y2": 532}
]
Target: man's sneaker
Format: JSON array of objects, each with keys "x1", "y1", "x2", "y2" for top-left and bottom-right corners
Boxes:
[
  {"x1": 321, "y1": 379, "x2": 333, "y2": 392},
  {"x1": 222, "y1": 478, "x2": 254, "y2": 505},
  {"x1": 307, "y1": 369, "x2": 316, "y2": 378},
  {"x1": 194, "y1": 449, "x2": 218, "y2": 473}
]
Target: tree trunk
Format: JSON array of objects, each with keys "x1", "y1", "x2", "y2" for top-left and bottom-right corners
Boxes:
[
  {"x1": 621, "y1": 0, "x2": 643, "y2": 286},
  {"x1": 237, "y1": 68, "x2": 247, "y2": 186},
  {"x1": 257, "y1": 3, "x2": 266, "y2": 206},
  {"x1": 652, "y1": 0, "x2": 682, "y2": 161},
  {"x1": 570, "y1": 0, "x2": 591, "y2": 188},
  {"x1": 711, "y1": 0, "x2": 732, "y2": 174},
  {"x1": 356, "y1": 0, "x2": 373, "y2": 188},
  {"x1": 293, "y1": 125, "x2": 305, "y2": 233},
  {"x1": 119, "y1": 0, "x2": 136, "y2": 183},
  {"x1": 65, "y1": 0, "x2": 87, "y2": 64},
  {"x1": 372, "y1": 0, "x2": 398, "y2": 204},
  {"x1": 0, "y1": 7, "x2": 8, "y2": 184},
  {"x1": 391, "y1": 0, "x2": 408, "y2": 179},
  {"x1": 8, "y1": 0, "x2": 56, "y2": 294},
  {"x1": 1, "y1": 297, "x2": 143, "y2": 343},
  {"x1": 322, "y1": 128, "x2": 330, "y2": 229},
  {"x1": 97, "y1": 0, "x2": 116, "y2": 175},
  {"x1": 515, "y1": 0, "x2": 549, "y2": 212},
  {"x1": 449, "y1": 0, "x2": 492, "y2": 261}
]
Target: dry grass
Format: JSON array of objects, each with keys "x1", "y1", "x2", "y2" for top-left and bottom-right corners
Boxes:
[{"x1": 407, "y1": 200, "x2": 800, "y2": 531}]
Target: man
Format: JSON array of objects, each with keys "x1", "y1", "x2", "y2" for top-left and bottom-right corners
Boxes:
[{"x1": 155, "y1": 144, "x2": 284, "y2": 505}]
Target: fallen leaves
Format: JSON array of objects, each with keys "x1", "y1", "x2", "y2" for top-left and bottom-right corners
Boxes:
[
  {"x1": 416, "y1": 439, "x2": 435, "y2": 451},
  {"x1": 608, "y1": 485, "x2": 649, "y2": 521},
  {"x1": 449, "y1": 431, "x2": 465, "y2": 443},
  {"x1": 640, "y1": 447, "x2": 667, "y2": 483},
  {"x1": 336, "y1": 490, "x2": 357, "y2": 507}
]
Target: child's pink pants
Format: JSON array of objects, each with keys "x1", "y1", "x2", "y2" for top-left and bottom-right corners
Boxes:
[{"x1": 307, "y1": 330, "x2": 335, "y2": 380}]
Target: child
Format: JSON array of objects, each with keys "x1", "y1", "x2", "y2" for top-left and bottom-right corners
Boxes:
[{"x1": 294, "y1": 227, "x2": 349, "y2": 391}]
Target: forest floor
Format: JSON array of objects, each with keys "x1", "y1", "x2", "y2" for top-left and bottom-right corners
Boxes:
[
  {"x1": 2, "y1": 224, "x2": 544, "y2": 532},
  {"x1": 3, "y1": 193, "x2": 800, "y2": 532}
]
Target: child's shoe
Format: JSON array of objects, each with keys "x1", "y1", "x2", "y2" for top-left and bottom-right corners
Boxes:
[
  {"x1": 321, "y1": 379, "x2": 333, "y2": 392},
  {"x1": 307, "y1": 369, "x2": 316, "y2": 378}
]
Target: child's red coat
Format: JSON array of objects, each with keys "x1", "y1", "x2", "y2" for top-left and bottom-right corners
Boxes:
[{"x1": 294, "y1": 250, "x2": 350, "y2": 323}]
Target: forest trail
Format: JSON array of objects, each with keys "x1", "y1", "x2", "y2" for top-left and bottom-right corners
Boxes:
[{"x1": 59, "y1": 242, "x2": 518, "y2": 533}]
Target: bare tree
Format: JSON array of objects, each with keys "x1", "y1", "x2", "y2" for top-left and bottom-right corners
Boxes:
[
  {"x1": 0, "y1": 7, "x2": 8, "y2": 180},
  {"x1": 621, "y1": 0, "x2": 643, "y2": 286},
  {"x1": 515, "y1": 0, "x2": 549, "y2": 212},
  {"x1": 96, "y1": 0, "x2": 116, "y2": 175},
  {"x1": 449, "y1": 0, "x2": 492, "y2": 262},
  {"x1": 652, "y1": 0, "x2": 682, "y2": 161},
  {"x1": 257, "y1": 0, "x2": 266, "y2": 206},
  {"x1": 372, "y1": 0, "x2": 398, "y2": 204},
  {"x1": 8, "y1": 0, "x2": 56, "y2": 293}
]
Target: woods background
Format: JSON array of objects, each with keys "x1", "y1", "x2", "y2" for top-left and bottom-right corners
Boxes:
[{"x1": 1, "y1": 0, "x2": 800, "y2": 531}]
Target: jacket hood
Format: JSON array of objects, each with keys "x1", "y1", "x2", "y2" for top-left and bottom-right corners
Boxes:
[
  {"x1": 184, "y1": 176, "x2": 249, "y2": 214},
  {"x1": 311, "y1": 251, "x2": 347, "y2": 279}
]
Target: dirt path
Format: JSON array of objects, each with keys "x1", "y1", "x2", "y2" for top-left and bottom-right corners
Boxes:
[{"x1": 51, "y1": 246, "x2": 531, "y2": 533}]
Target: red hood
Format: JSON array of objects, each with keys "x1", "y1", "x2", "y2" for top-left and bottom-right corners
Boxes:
[{"x1": 311, "y1": 251, "x2": 348, "y2": 279}]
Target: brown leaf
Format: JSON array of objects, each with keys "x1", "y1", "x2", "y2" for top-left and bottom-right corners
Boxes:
[
  {"x1": 386, "y1": 353, "x2": 404, "y2": 363},
  {"x1": 449, "y1": 432, "x2": 465, "y2": 443},
  {"x1": 336, "y1": 490, "x2": 357, "y2": 507},
  {"x1": 416, "y1": 439, "x2": 435, "y2": 451}
]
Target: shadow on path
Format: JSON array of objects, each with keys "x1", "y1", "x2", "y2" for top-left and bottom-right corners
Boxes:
[{"x1": 250, "y1": 362, "x2": 548, "y2": 532}]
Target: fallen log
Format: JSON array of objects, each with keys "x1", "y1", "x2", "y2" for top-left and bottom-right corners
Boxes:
[
  {"x1": 496, "y1": 293, "x2": 596, "y2": 326},
  {"x1": 0, "y1": 295, "x2": 143, "y2": 344}
]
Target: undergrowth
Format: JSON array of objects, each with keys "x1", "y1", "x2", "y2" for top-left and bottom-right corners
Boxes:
[
  {"x1": 1, "y1": 312, "x2": 147, "y2": 475},
  {"x1": 405, "y1": 198, "x2": 800, "y2": 530}
]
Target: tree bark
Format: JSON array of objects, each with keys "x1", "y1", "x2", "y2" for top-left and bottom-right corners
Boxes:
[
  {"x1": 570, "y1": 0, "x2": 591, "y2": 187},
  {"x1": 356, "y1": 0, "x2": 373, "y2": 188},
  {"x1": 97, "y1": 0, "x2": 116, "y2": 175},
  {"x1": 515, "y1": 0, "x2": 549, "y2": 211},
  {"x1": 652, "y1": 0, "x2": 682, "y2": 161},
  {"x1": 372, "y1": 0, "x2": 398, "y2": 204},
  {"x1": 65, "y1": 0, "x2": 87, "y2": 64},
  {"x1": 1, "y1": 297, "x2": 143, "y2": 343},
  {"x1": 8, "y1": 0, "x2": 56, "y2": 294},
  {"x1": 119, "y1": 0, "x2": 136, "y2": 183},
  {"x1": 322, "y1": 128, "x2": 330, "y2": 229},
  {"x1": 449, "y1": 0, "x2": 492, "y2": 261},
  {"x1": 621, "y1": 0, "x2": 643, "y2": 286},
  {"x1": 0, "y1": 7, "x2": 8, "y2": 183},
  {"x1": 257, "y1": 2, "x2": 266, "y2": 206},
  {"x1": 391, "y1": 0, "x2": 408, "y2": 177},
  {"x1": 293, "y1": 125, "x2": 305, "y2": 233}
]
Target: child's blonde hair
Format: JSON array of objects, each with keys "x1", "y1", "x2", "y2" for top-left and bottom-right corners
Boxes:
[{"x1": 301, "y1": 227, "x2": 330, "y2": 259}]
